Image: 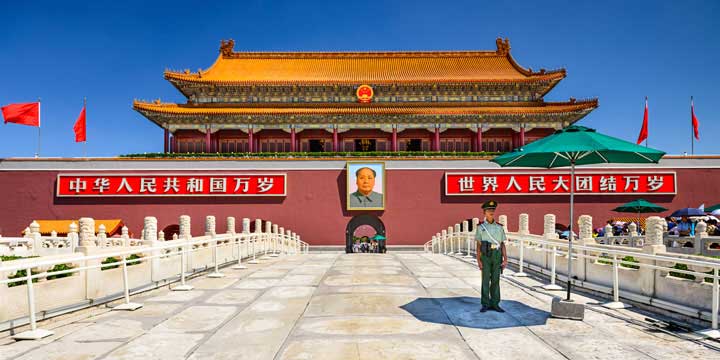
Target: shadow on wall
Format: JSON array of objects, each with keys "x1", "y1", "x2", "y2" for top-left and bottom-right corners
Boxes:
[{"x1": 400, "y1": 297, "x2": 549, "y2": 329}]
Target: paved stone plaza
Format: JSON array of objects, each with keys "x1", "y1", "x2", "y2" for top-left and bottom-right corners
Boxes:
[{"x1": 1, "y1": 253, "x2": 718, "y2": 359}]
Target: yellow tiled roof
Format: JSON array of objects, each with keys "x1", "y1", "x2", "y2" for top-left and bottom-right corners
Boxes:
[
  {"x1": 133, "y1": 100, "x2": 598, "y2": 116},
  {"x1": 164, "y1": 39, "x2": 565, "y2": 85},
  {"x1": 33, "y1": 220, "x2": 124, "y2": 236}
]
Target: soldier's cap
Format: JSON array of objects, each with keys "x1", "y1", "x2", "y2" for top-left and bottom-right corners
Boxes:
[{"x1": 482, "y1": 200, "x2": 498, "y2": 210}]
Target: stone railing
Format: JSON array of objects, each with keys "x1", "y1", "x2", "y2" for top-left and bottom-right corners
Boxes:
[
  {"x1": 0, "y1": 219, "x2": 138, "y2": 257},
  {"x1": 0, "y1": 215, "x2": 308, "y2": 339},
  {"x1": 424, "y1": 213, "x2": 720, "y2": 338}
]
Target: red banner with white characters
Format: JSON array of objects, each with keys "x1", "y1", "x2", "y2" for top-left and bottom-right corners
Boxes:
[
  {"x1": 57, "y1": 174, "x2": 287, "y2": 197},
  {"x1": 445, "y1": 172, "x2": 676, "y2": 195}
]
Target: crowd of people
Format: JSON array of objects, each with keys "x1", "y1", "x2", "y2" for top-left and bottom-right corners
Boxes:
[
  {"x1": 351, "y1": 236, "x2": 386, "y2": 253},
  {"x1": 592, "y1": 216, "x2": 720, "y2": 238}
]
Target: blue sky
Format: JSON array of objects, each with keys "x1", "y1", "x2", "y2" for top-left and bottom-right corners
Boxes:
[{"x1": 0, "y1": 0, "x2": 717, "y2": 157}]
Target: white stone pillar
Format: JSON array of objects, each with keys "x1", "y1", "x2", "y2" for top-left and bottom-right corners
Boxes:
[
  {"x1": 645, "y1": 216, "x2": 664, "y2": 246},
  {"x1": 242, "y1": 218, "x2": 250, "y2": 233},
  {"x1": 227, "y1": 216, "x2": 236, "y2": 235},
  {"x1": 519, "y1": 213, "x2": 529, "y2": 235},
  {"x1": 97, "y1": 224, "x2": 108, "y2": 247},
  {"x1": 628, "y1": 222, "x2": 638, "y2": 237},
  {"x1": 69, "y1": 222, "x2": 79, "y2": 252},
  {"x1": 498, "y1": 215, "x2": 508, "y2": 233},
  {"x1": 578, "y1": 215, "x2": 593, "y2": 242},
  {"x1": 79, "y1": 217, "x2": 96, "y2": 247},
  {"x1": 695, "y1": 221, "x2": 708, "y2": 255},
  {"x1": 143, "y1": 217, "x2": 158, "y2": 242},
  {"x1": 205, "y1": 215, "x2": 216, "y2": 236},
  {"x1": 29, "y1": 221, "x2": 42, "y2": 252},
  {"x1": 254, "y1": 219, "x2": 262, "y2": 234},
  {"x1": 179, "y1": 215, "x2": 191, "y2": 239},
  {"x1": 544, "y1": 214, "x2": 559, "y2": 239}
]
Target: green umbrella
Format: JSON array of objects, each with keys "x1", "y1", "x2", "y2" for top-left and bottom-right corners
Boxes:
[
  {"x1": 491, "y1": 125, "x2": 665, "y2": 301},
  {"x1": 612, "y1": 199, "x2": 668, "y2": 229},
  {"x1": 373, "y1": 234, "x2": 386, "y2": 240},
  {"x1": 706, "y1": 204, "x2": 720, "y2": 213}
]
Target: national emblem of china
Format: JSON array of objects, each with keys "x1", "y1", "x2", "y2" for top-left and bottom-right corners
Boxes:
[{"x1": 356, "y1": 84, "x2": 374, "y2": 103}]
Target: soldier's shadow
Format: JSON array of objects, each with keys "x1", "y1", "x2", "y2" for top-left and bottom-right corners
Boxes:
[{"x1": 399, "y1": 297, "x2": 550, "y2": 329}]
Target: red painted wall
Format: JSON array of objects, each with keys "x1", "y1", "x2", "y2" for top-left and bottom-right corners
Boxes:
[{"x1": 1, "y1": 166, "x2": 718, "y2": 246}]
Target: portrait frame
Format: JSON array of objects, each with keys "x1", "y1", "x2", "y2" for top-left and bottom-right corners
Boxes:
[{"x1": 346, "y1": 161, "x2": 386, "y2": 211}]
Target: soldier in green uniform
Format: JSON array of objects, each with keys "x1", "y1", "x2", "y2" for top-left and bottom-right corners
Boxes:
[{"x1": 475, "y1": 200, "x2": 508, "y2": 312}]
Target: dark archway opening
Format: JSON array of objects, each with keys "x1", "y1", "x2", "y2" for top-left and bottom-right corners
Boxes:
[
  {"x1": 162, "y1": 224, "x2": 179, "y2": 240},
  {"x1": 346, "y1": 214, "x2": 386, "y2": 253}
]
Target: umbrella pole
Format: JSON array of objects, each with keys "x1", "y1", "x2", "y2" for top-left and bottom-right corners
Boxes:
[{"x1": 566, "y1": 161, "x2": 575, "y2": 301}]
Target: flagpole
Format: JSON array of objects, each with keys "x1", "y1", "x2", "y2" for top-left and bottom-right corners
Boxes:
[
  {"x1": 691, "y1": 96, "x2": 694, "y2": 156},
  {"x1": 83, "y1": 97, "x2": 87, "y2": 158},
  {"x1": 36, "y1": 98, "x2": 41, "y2": 158},
  {"x1": 645, "y1": 96, "x2": 648, "y2": 147}
]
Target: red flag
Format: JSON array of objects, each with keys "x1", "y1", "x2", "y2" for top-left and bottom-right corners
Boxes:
[
  {"x1": 1, "y1": 102, "x2": 40, "y2": 127},
  {"x1": 73, "y1": 105, "x2": 86, "y2": 142},
  {"x1": 636, "y1": 97, "x2": 648, "y2": 144},
  {"x1": 691, "y1": 99, "x2": 700, "y2": 140}
]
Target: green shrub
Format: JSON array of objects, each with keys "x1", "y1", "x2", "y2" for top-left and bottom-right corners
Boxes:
[
  {"x1": 668, "y1": 263, "x2": 714, "y2": 283},
  {"x1": 119, "y1": 151, "x2": 502, "y2": 159},
  {"x1": 101, "y1": 254, "x2": 142, "y2": 271},
  {"x1": 46, "y1": 263, "x2": 75, "y2": 280},
  {"x1": 7, "y1": 269, "x2": 39, "y2": 287},
  {"x1": 596, "y1": 255, "x2": 639, "y2": 269}
]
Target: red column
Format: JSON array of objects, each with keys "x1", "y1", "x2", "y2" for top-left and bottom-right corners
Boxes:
[
  {"x1": 392, "y1": 126, "x2": 398, "y2": 152},
  {"x1": 476, "y1": 128, "x2": 483, "y2": 152},
  {"x1": 248, "y1": 127, "x2": 253, "y2": 153},
  {"x1": 333, "y1": 126, "x2": 339, "y2": 152},
  {"x1": 164, "y1": 129, "x2": 169, "y2": 153},
  {"x1": 205, "y1": 126, "x2": 211, "y2": 153},
  {"x1": 434, "y1": 127, "x2": 440, "y2": 151},
  {"x1": 520, "y1": 126, "x2": 526, "y2": 147},
  {"x1": 290, "y1": 127, "x2": 296, "y2": 152},
  {"x1": 170, "y1": 134, "x2": 176, "y2": 153}
]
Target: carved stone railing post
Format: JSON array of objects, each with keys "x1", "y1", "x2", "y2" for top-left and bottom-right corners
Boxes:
[
  {"x1": 544, "y1": 214, "x2": 559, "y2": 240},
  {"x1": 205, "y1": 215, "x2": 216, "y2": 237},
  {"x1": 28, "y1": 221, "x2": 42, "y2": 253},
  {"x1": 143, "y1": 217, "x2": 158, "y2": 242},
  {"x1": 628, "y1": 222, "x2": 638, "y2": 237},
  {"x1": 264, "y1": 221, "x2": 272, "y2": 256},
  {"x1": 441, "y1": 229, "x2": 448, "y2": 254},
  {"x1": 227, "y1": 216, "x2": 236, "y2": 235},
  {"x1": 645, "y1": 216, "x2": 664, "y2": 246},
  {"x1": 97, "y1": 224, "x2": 108, "y2": 247},
  {"x1": 242, "y1": 218, "x2": 250, "y2": 233},
  {"x1": 454, "y1": 223, "x2": 461, "y2": 255},
  {"x1": 498, "y1": 215, "x2": 508, "y2": 233},
  {"x1": 695, "y1": 221, "x2": 708, "y2": 256},
  {"x1": 179, "y1": 215, "x2": 191, "y2": 239},
  {"x1": 78, "y1": 217, "x2": 96, "y2": 247},
  {"x1": 577, "y1": 215, "x2": 593, "y2": 281},
  {"x1": 518, "y1": 214, "x2": 529, "y2": 235},
  {"x1": 604, "y1": 223, "x2": 613, "y2": 243},
  {"x1": 462, "y1": 221, "x2": 471, "y2": 258},
  {"x1": 447, "y1": 226, "x2": 454, "y2": 254},
  {"x1": 578, "y1": 215, "x2": 593, "y2": 244},
  {"x1": 272, "y1": 224, "x2": 279, "y2": 255},
  {"x1": 68, "y1": 222, "x2": 79, "y2": 252}
]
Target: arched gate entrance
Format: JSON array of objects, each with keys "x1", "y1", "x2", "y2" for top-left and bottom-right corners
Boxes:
[{"x1": 345, "y1": 214, "x2": 385, "y2": 253}]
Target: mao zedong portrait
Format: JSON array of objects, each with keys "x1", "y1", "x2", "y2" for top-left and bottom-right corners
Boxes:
[{"x1": 349, "y1": 166, "x2": 383, "y2": 208}]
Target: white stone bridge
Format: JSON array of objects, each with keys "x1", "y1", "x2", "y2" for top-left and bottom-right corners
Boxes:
[{"x1": 1, "y1": 214, "x2": 719, "y2": 359}]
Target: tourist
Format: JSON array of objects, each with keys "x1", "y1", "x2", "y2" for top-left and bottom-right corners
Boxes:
[
  {"x1": 673, "y1": 216, "x2": 695, "y2": 237},
  {"x1": 352, "y1": 239, "x2": 361, "y2": 253}
]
